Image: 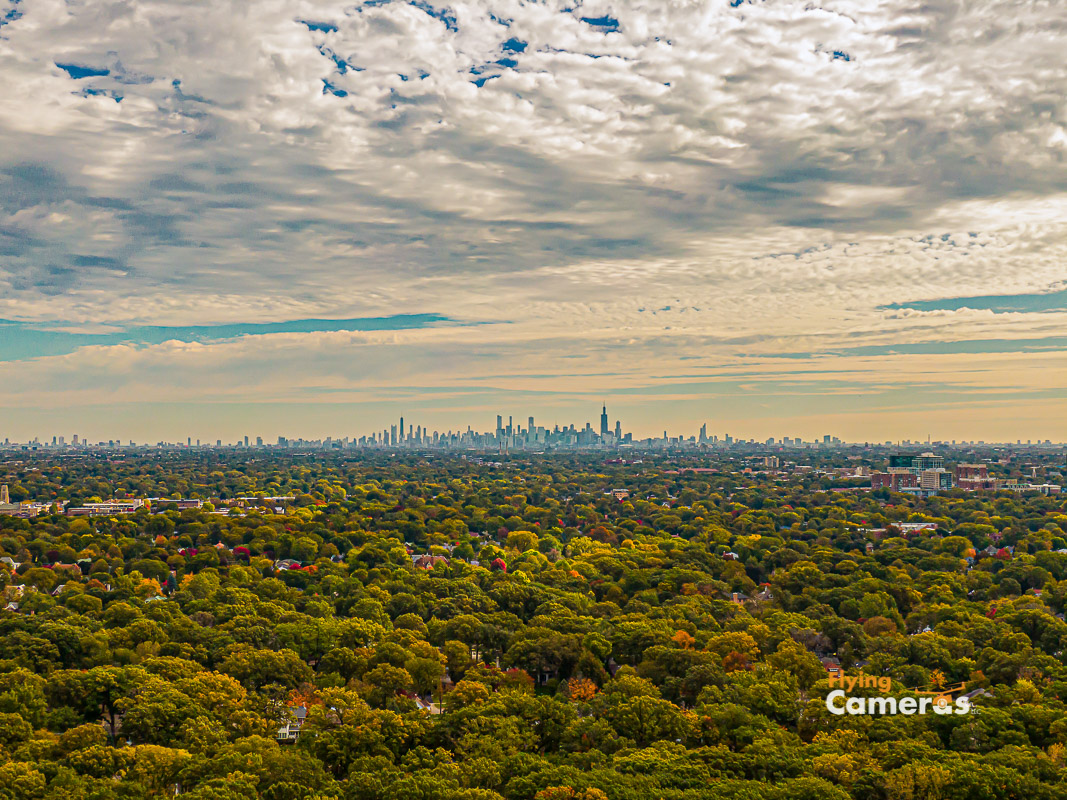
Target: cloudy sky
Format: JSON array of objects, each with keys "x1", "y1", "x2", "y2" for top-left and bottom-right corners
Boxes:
[{"x1": 1, "y1": 0, "x2": 1066, "y2": 443}]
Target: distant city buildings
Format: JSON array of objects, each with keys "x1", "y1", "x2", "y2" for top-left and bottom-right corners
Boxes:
[
  {"x1": 66, "y1": 499, "x2": 145, "y2": 517},
  {"x1": 871, "y1": 453, "x2": 953, "y2": 495},
  {"x1": 0, "y1": 484, "x2": 54, "y2": 518},
  {"x1": 869, "y1": 452, "x2": 1063, "y2": 496},
  {"x1": 956, "y1": 463, "x2": 998, "y2": 491},
  {"x1": 0, "y1": 407, "x2": 1064, "y2": 456},
  {"x1": 1, "y1": 436, "x2": 1063, "y2": 523}
]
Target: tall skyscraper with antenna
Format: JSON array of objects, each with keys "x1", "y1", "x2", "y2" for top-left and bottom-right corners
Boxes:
[{"x1": 600, "y1": 404, "x2": 609, "y2": 437}]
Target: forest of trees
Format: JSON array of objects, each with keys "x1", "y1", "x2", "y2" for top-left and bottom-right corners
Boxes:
[{"x1": 0, "y1": 451, "x2": 1065, "y2": 799}]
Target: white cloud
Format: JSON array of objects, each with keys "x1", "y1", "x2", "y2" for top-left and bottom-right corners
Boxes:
[{"x1": 0, "y1": 0, "x2": 1066, "y2": 435}]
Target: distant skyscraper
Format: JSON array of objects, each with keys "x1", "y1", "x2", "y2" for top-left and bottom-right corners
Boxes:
[
  {"x1": 496, "y1": 415, "x2": 503, "y2": 437},
  {"x1": 614, "y1": 420, "x2": 621, "y2": 440},
  {"x1": 399, "y1": 417, "x2": 405, "y2": 443},
  {"x1": 600, "y1": 404, "x2": 609, "y2": 437}
]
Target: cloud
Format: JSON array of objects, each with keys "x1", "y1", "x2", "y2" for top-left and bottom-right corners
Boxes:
[{"x1": 0, "y1": 0, "x2": 1065, "y2": 437}]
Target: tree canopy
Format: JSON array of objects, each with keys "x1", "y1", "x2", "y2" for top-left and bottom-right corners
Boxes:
[{"x1": 0, "y1": 449, "x2": 1064, "y2": 798}]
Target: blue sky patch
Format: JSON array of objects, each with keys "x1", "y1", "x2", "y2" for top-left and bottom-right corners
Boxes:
[
  {"x1": 322, "y1": 79, "x2": 348, "y2": 97},
  {"x1": 56, "y1": 62, "x2": 110, "y2": 79},
  {"x1": 0, "y1": 314, "x2": 455, "y2": 363},
  {"x1": 1, "y1": 0, "x2": 22, "y2": 27},
  {"x1": 299, "y1": 19, "x2": 338, "y2": 33},
  {"x1": 580, "y1": 15, "x2": 620, "y2": 32},
  {"x1": 884, "y1": 288, "x2": 1067, "y2": 314}
]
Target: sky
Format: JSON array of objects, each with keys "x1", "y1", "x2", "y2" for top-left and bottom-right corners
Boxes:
[{"x1": 1, "y1": 0, "x2": 1066, "y2": 443}]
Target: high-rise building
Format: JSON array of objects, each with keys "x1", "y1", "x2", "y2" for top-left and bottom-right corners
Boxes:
[
  {"x1": 614, "y1": 420, "x2": 622, "y2": 440},
  {"x1": 914, "y1": 453, "x2": 943, "y2": 471},
  {"x1": 871, "y1": 471, "x2": 919, "y2": 491},
  {"x1": 399, "y1": 417, "x2": 405, "y2": 443},
  {"x1": 600, "y1": 404, "x2": 609, "y2": 437},
  {"x1": 891, "y1": 453, "x2": 945, "y2": 472},
  {"x1": 921, "y1": 469, "x2": 953, "y2": 490}
]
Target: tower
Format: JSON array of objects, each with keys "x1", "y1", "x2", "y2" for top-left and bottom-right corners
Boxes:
[
  {"x1": 600, "y1": 404, "x2": 609, "y2": 437},
  {"x1": 0, "y1": 485, "x2": 8, "y2": 504},
  {"x1": 399, "y1": 417, "x2": 404, "y2": 443}
]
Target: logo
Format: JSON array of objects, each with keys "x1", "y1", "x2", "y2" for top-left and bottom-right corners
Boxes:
[{"x1": 825, "y1": 673, "x2": 971, "y2": 716}]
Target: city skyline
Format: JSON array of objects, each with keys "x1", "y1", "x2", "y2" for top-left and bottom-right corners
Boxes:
[{"x1": 2, "y1": 403, "x2": 1063, "y2": 451}]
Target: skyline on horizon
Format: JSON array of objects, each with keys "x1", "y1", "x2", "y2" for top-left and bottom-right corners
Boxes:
[
  {"x1": 4, "y1": 400, "x2": 1065, "y2": 448},
  {"x1": 1, "y1": 0, "x2": 1066, "y2": 439}
]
